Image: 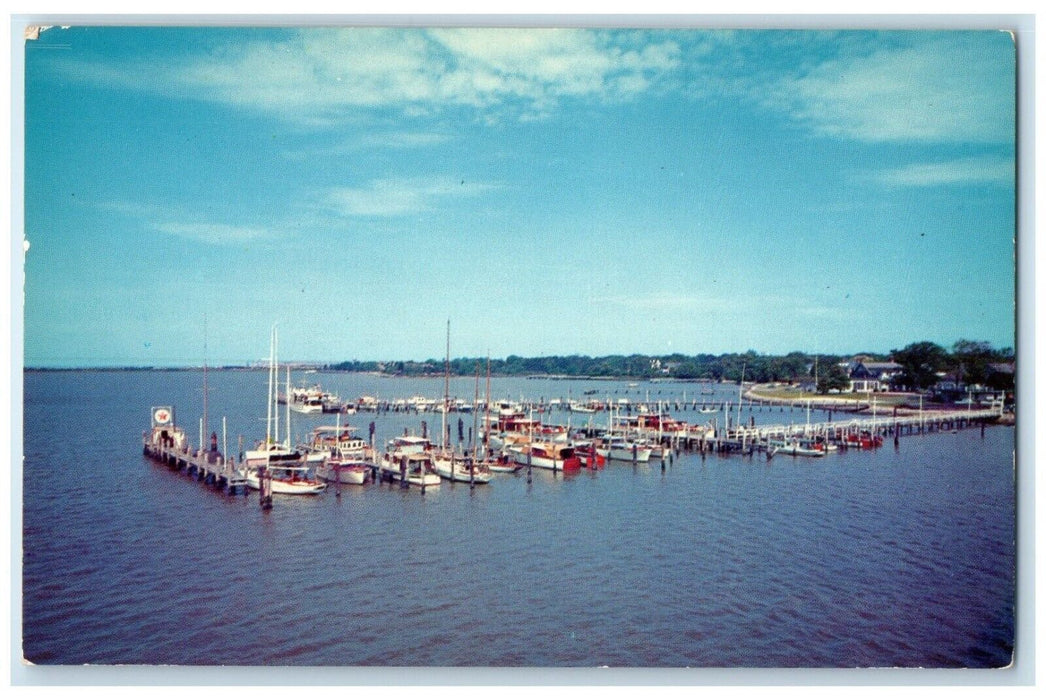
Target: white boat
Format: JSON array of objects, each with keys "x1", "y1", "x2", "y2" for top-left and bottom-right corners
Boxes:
[
  {"x1": 768, "y1": 439, "x2": 826, "y2": 457},
  {"x1": 431, "y1": 453, "x2": 493, "y2": 483},
  {"x1": 302, "y1": 424, "x2": 375, "y2": 462},
  {"x1": 280, "y1": 385, "x2": 324, "y2": 414},
  {"x1": 596, "y1": 437, "x2": 654, "y2": 462},
  {"x1": 245, "y1": 462, "x2": 327, "y2": 494},
  {"x1": 507, "y1": 442, "x2": 582, "y2": 470},
  {"x1": 486, "y1": 459, "x2": 522, "y2": 474},
  {"x1": 242, "y1": 439, "x2": 302, "y2": 468},
  {"x1": 240, "y1": 326, "x2": 326, "y2": 495},
  {"x1": 379, "y1": 450, "x2": 442, "y2": 488},
  {"x1": 315, "y1": 458, "x2": 370, "y2": 485}
]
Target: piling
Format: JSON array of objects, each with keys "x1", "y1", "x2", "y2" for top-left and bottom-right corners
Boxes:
[{"x1": 259, "y1": 466, "x2": 273, "y2": 510}]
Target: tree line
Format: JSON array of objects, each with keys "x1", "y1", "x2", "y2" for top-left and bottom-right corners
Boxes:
[{"x1": 326, "y1": 340, "x2": 1013, "y2": 393}]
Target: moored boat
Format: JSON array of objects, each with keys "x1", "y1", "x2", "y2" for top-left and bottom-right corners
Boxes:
[
  {"x1": 596, "y1": 437, "x2": 654, "y2": 462},
  {"x1": 431, "y1": 452, "x2": 493, "y2": 483},
  {"x1": 507, "y1": 441, "x2": 582, "y2": 471},
  {"x1": 768, "y1": 439, "x2": 826, "y2": 457},
  {"x1": 244, "y1": 462, "x2": 327, "y2": 494},
  {"x1": 379, "y1": 450, "x2": 442, "y2": 488}
]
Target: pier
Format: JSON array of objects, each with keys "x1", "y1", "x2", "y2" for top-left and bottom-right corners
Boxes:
[
  {"x1": 679, "y1": 403, "x2": 1006, "y2": 454},
  {"x1": 143, "y1": 438, "x2": 249, "y2": 495}
]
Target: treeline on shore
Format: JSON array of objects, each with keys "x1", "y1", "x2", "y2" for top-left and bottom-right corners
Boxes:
[{"x1": 326, "y1": 340, "x2": 1014, "y2": 391}]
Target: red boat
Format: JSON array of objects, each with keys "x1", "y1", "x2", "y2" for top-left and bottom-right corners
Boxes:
[{"x1": 845, "y1": 430, "x2": 883, "y2": 449}]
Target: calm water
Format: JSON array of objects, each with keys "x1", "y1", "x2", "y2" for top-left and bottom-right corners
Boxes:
[{"x1": 21, "y1": 370, "x2": 1015, "y2": 668}]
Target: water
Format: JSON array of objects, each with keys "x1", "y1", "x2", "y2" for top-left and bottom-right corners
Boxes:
[{"x1": 21, "y1": 370, "x2": 1015, "y2": 667}]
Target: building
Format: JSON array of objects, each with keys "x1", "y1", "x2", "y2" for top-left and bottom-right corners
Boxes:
[{"x1": 848, "y1": 361, "x2": 902, "y2": 393}]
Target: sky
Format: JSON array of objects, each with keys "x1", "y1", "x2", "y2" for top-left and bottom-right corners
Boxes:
[{"x1": 20, "y1": 24, "x2": 1017, "y2": 367}]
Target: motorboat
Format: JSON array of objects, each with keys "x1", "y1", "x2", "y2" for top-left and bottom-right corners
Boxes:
[
  {"x1": 507, "y1": 441, "x2": 582, "y2": 471},
  {"x1": 431, "y1": 452, "x2": 493, "y2": 483},
  {"x1": 379, "y1": 450, "x2": 442, "y2": 488},
  {"x1": 244, "y1": 461, "x2": 327, "y2": 494},
  {"x1": 596, "y1": 437, "x2": 654, "y2": 462}
]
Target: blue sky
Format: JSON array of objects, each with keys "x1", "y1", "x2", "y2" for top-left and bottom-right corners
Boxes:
[{"x1": 21, "y1": 26, "x2": 1016, "y2": 367}]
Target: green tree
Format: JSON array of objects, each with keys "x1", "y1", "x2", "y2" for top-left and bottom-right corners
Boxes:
[
  {"x1": 950, "y1": 339, "x2": 998, "y2": 387},
  {"x1": 891, "y1": 341, "x2": 949, "y2": 390},
  {"x1": 816, "y1": 362, "x2": 851, "y2": 394}
]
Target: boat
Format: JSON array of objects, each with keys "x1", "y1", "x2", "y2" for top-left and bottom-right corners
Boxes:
[
  {"x1": 379, "y1": 447, "x2": 442, "y2": 488},
  {"x1": 596, "y1": 437, "x2": 654, "y2": 462},
  {"x1": 572, "y1": 440, "x2": 606, "y2": 468},
  {"x1": 279, "y1": 384, "x2": 324, "y2": 414},
  {"x1": 768, "y1": 439, "x2": 826, "y2": 457},
  {"x1": 244, "y1": 462, "x2": 327, "y2": 494},
  {"x1": 844, "y1": 430, "x2": 884, "y2": 449},
  {"x1": 507, "y1": 441, "x2": 582, "y2": 471},
  {"x1": 240, "y1": 326, "x2": 326, "y2": 494},
  {"x1": 486, "y1": 458, "x2": 523, "y2": 474},
  {"x1": 316, "y1": 457, "x2": 371, "y2": 485},
  {"x1": 431, "y1": 452, "x2": 493, "y2": 483},
  {"x1": 305, "y1": 424, "x2": 376, "y2": 484}
]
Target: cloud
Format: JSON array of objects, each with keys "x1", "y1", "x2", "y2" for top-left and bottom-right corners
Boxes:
[
  {"x1": 325, "y1": 176, "x2": 500, "y2": 217},
  {"x1": 765, "y1": 32, "x2": 1014, "y2": 144},
  {"x1": 872, "y1": 156, "x2": 1014, "y2": 188},
  {"x1": 281, "y1": 131, "x2": 452, "y2": 161},
  {"x1": 56, "y1": 27, "x2": 682, "y2": 125},
  {"x1": 151, "y1": 221, "x2": 270, "y2": 245}
]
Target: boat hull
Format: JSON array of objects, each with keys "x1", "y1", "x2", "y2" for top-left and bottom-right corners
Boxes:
[
  {"x1": 507, "y1": 446, "x2": 581, "y2": 471},
  {"x1": 316, "y1": 462, "x2": 370, "y2": 484},
  {"x1": 432, "y1": 457, "x2": 493, "y2": 483},
  {"x1": 244, "y1": 471, "x2": 327, "y2": 494},
  {"x1": 597, "y1": 446, "x2": 654, "y2": 462}
]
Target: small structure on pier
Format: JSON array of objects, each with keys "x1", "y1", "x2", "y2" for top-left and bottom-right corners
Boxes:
[{"x1": 142, "y1": 406, "x2": 248, "y2": 495}]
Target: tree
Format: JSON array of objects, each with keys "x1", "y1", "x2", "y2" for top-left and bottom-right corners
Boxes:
[
  {"x1": 891, "y1": 341, "x2": 949, "y2": 390},
  {"x1": 950, "y1": 339, "x2": 998, "y2": 387},
  {"x1": 816, "y1": 362, "x2": 851, "y2": 394}
]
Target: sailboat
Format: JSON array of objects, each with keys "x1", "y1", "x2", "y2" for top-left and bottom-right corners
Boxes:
[
  {"x1": 241, "y1": 326, "x2": 326, "y2": 495},
  {"x1": 429, "y1": 322, "x2": 492, "y2": 484}
]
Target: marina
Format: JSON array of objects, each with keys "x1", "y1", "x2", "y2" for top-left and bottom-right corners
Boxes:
[
  {"x1": 22, "y1": 367, "x2": 1016, "y2": 668},
  {"x1": 134, "y1": 356, "x2": 1010, "y2": 508},
  {"x1": 19, "y1": 23, "x2": 1022, "y2": 679}
]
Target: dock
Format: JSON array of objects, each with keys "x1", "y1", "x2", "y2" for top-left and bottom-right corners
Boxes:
[
  {"x1": 687, "y1": 402, "x2": 1006, "y2": 454},
  {"x1": 143, "y1": 439, "x2": 249, "y2": 495}
]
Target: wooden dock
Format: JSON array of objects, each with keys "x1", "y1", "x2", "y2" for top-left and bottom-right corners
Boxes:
[
  {"x1": 143, "y1": 440, "x2": 249, "y2": 495},
  {"x1": 624, "y1": 402, "x2": 1007, "y2": 455}
]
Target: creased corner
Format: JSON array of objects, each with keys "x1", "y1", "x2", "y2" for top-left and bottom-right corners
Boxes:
[{"x1": 24, "y1": 25, "x2": 53, "y2": 41}]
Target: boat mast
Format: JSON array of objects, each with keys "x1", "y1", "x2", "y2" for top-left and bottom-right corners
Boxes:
[
  {"x1": 273, "y1": 325, "x2": 280, "y2": 447},
  {"x1": 472, "y1": 363, "x2": 480, "y2": 458},
  {"x1": 286, "y1": 364, "x2": 292, "y2": 448},
  {"x1": 442, "y1": 318, "x2": 450, "y2": 453},
  {"x1": 266, "y1": 325, "x2": 275, "y2": 446},
  {"x1": 737, "y1": 361, "x2": 746, "y2": 430},
  {"x1": 203, "y1": 313, "x2": 208, "y2": 447},
  {"x1": 484, "y1": 355, "x2": 491, "y2": 460}
]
